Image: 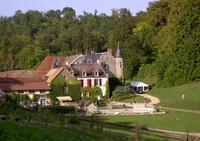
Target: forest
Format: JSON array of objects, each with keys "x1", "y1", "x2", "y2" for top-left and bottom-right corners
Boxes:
[{"x1": 0, "y1": 0, "x2": 199, "y2": 86}]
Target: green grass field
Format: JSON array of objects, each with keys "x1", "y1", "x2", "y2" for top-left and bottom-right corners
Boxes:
[
  {"x1": 0, "y1": 120, "x2": 129, "y2": 141},
  {"x1": 0, "y1": 120, "x2": 180, "y2": 141},
  {"x1": 101, "y1": 82, "x2": 200, "y2": 132},
  {"x1": 149, "y1": 82, "x2": 200, "y2": 111},
  {"x1": 101, "y1": 111, "x2": 200, "y2": 132},
  {"x1": 0, "y1": 103, "x2": 181, "y2": 141}
]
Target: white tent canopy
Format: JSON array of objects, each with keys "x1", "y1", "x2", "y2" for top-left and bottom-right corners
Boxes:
[{"x1": 130, "y1": 81, "x2": 149, "y2": 92}]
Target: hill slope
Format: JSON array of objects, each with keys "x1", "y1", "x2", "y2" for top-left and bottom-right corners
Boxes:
[{"x1": 149, "y1": 82, "x2": 200, "y2": 111}]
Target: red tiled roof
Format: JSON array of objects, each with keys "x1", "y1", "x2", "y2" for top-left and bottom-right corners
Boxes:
[
  {"x1": 37, "y1": 55, "x2": 79, "y2": 71},
  {"x1": 37, "y1": 56, "x2": 66, "y2": 71},
  {"x1": 0, "y1": 70, "x2": 46, "y2": 82},
  {"x1": 0, "y1": 81, "x2": 50, "y2": 91},
  {"x1": 0, "y1": 70, "x2": 50, "y2": 91}
]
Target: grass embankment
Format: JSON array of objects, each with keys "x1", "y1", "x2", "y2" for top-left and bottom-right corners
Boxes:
[
  {"x1": 100, "y1": 82, "x2": 200, "y2": 133},
  {"x1": 0, "y1": 120, "x2": 129, "y2": 141},
  {"x1": 149, "y1": 82, "x2": 200, "y2": 111},
  {"x1": 101, "y1": 111, "x2": 200, "y2": 132},
  {"x1": 0, "y1": 103, "x2": 180, "y2": 141}
]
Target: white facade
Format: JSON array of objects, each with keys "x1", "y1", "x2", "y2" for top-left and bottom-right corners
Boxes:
[
  {"x1": 77, "y1": 77, "x2": 108, "y2": 96},
  {"x1": 14, "y1": 90, "x2": 49, "y2": 95}
]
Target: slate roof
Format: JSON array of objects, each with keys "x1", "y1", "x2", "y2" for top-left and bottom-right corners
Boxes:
[
  {"x1": 115, "y1": 46, "x2": 122, "y2": 58},
  {"x1": 83, "y1": 53, "x2": 104, "y2": 64},
  {"x1": 71, "y1": 64, "x2": 107, "y2": 78}
]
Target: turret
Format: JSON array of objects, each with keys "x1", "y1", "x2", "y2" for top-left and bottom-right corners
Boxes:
[{"x1": 115, "y1": 43, "x2": 123, "y2": 78}]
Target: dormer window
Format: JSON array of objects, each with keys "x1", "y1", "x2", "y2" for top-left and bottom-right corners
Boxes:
[
  {"x1": 82, "y1": 72, "x2": 87, "y2": 77},
  {"x1": 103, "y1": 61, "x2": 107, "y2": 68},
  {"x1": 94, "y1": 71, "x2": 99, "y2": 76},
  {"x1": 87, "y1": 59, "x2": 92, "y2": 64}
]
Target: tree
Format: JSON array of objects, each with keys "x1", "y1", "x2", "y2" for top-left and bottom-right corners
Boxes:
[
  {"x1": 105, "y1": 81, "x2": 110, "y2": 98},
  {"x1": 67, "y1": 79, "x2": 81, "y2": 101},
  {"x1": 50, "y1": 76, "x2": 67, "y2": 96}
]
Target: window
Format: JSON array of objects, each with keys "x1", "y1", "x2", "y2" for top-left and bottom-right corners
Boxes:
[
  {"x1": 87, "y1": 79, "x2": 92, "y2": 87},
  {"x1": 87, "y1": 59, "x2": 92, "y2": 64},
  {"x1": 29, "y1": 90, "x2": 35, "y2": 94},
  {"x1": 103, "y1": 62, "x2": 107, "y2": 68},
  {"x1": 82, "y1": 72, "x2": 87, "y2": 77},
  {"x1": 120, "y1": 62, "x2": 123, "y2": 68},
  {"x1": 40, "y1": 90, "x2": 45, "y2": 94},
  {"x1": 95, "y1": 71, "x2": 99, "y2": 76},
  {"x1": 144, "y1": 86, "x2": 148, "y2": 91},
  {"x1": 94, "y1": 79, "x2": 98, "y2": 86},
  {"x1": 99, "y1": 79, "x2": 102, "y2": 86},
  {"x1": 18, "y1": 90, "x2": 24, "y2": 94}
]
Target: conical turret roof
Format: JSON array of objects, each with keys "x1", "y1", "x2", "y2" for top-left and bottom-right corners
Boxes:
[{"x1": 115, "y1": 43, "x2": 122, "y2": 58}]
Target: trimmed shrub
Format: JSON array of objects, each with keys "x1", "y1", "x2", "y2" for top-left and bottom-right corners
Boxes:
[{"x1": 67, "y1": 79, "x2": 81, "y2": 101}]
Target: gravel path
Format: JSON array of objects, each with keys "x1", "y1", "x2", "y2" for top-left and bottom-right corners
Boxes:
[{"x1": 140, "y1": 94, "x2": 160, "y2": 105}]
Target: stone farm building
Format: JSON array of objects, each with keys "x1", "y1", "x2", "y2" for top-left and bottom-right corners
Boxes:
[{"x1": 0, "y1": 47, "x2": 123, "y2": 105}]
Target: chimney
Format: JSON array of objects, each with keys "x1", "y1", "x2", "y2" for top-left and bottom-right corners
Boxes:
[{"x1": 107, "y1": 48, "x2": 112, "y2": 55}]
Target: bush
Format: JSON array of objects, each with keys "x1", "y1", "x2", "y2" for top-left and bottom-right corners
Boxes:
[
  {"x1": 68, "y1": 116, "x2": 80, "y2": 124},
  {"x1": 81, "y1": 86, "x2": 102, "y2": 100},
  {"x1": 50, "y1": 76, "x2": 67, "y2": 96},
  {"x1": 67, "y1": 79, "x2": 81, "y2": 101},
  {"x1": 41, "y1": 106, "x2": 75, "y2": 114},
  {"x1": 112, "y1": 86, "x2": 130, "y2": 96},
  {"x1": 108, "y1": 77, "x2": 122, "y2": 97}
]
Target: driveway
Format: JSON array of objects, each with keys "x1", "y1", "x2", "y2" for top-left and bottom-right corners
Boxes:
[{"x1": 140, "y1": 94, "x2": 160, "y2": 105}]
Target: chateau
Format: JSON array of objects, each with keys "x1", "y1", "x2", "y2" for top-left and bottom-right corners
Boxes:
[{"x1": 0, "y1": 47, "x2": 123, "y2": 105}]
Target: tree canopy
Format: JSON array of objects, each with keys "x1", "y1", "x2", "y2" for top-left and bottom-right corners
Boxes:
[{"x1": 0, "y1": 0, "x2": 199, "y2": 87}]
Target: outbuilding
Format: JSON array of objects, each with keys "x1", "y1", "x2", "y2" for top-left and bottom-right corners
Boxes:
[{"x1": 130, "y1": 81, "x2": 149, "y2": 93}]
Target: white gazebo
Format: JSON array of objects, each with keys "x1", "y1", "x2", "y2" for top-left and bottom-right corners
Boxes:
[{"x1": 130, "y1": 81, "x2": 149, "y2": 92}]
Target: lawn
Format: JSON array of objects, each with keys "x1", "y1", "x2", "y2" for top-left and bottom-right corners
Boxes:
[
  {"x1": 0, "y1": 103, "x2": 181, "y2": 141},
  {"x1": 0, "y1": 120, "x2": 131, "y2": 141},
  {"x1": 149, "y1": 82, "x2": 200, "y2": 111},
  {"x1": 113, "y1": 94, "x2": 151, "y2": 103},
  {"x1": 101, "y1": 111, "x2": 200, "y2": 132}
]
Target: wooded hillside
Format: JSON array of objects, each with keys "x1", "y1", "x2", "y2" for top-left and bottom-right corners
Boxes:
[{"x1": 0, "y1": 0, "x2": 199, "y2": 86}]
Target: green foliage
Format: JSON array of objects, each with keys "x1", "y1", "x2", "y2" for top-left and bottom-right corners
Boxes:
[
  {"x1": 50, "y1": 76, "x2": 67, "y2": 96},
  {"x1": 68, "y1": 116, "x2": 80, "y2": 124},
  {"x1": 105, "y1": 81, "x2": 110, "y2": 98},
  {"x1": 113, "y1": 94, "x2": 150, "y2": 103},
  {"x1": 81, "y1": 86, "x2": 102, "y2": 101},
  {"x1": 33, "y1": 94, "x2": 40, "y2": 102},
  {"x1": 50, "y1": 76, "x2": 67, "y2": 104},
  {"x1": 108, "y1": 77, "x2": 122, "y2": 97},
  {"x1": 41, "y1": 106, "x2": 75, "y2": 114},
  {"x1": 0, "y1": 2, "x2": 199, "y2": 87},
  {"x1": 67, "y1": 79, "x2": 81, "y2": 101},
  {"x1": 112, "y1": 86, "x2": 130, "y2": 96},
  {"x1": 6, "y1": 93, "x2": 30, "y2": 106}
]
